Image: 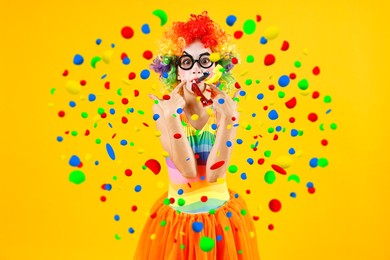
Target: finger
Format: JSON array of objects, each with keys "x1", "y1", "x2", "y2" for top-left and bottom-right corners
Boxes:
[
  {"x1": 148, "y1": 94, "x2": 161, "y2": 101},
  {"x1": 233, "y1": 89, "x2": 242, "y2": 100},
  {"x1": 171, "y1": 80, "x2": 187, "y2": 94}
]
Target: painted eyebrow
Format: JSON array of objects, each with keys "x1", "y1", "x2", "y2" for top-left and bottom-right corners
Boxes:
[{"x1": 182, "y1": 51, "x2": 210, "y2": 57}]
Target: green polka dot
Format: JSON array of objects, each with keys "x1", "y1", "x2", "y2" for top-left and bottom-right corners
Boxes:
[
  {"x1": 243, "y1": 19, "x2": 256, "y2": 34},
  {"x1": 69, "y1": 170, "x2": 85, "y2": 184},
  {"x1": 200, "y1": 236, "x2": 215, "y2": 252},
  {"x1": 245, "y1": 79, "x2": 252, "y2": 86},
  {"x1": 154, "y1": 100, "x2": 159, "y2": 104},
  {"x1": 130, "y1": 142, "x2": 135, "y2": 146},
  {"x1": 324, "y1": 95, "x2": 332, "y2": 103},
  {"x1": 278, "y1": 91, "x2": 285, "y2": 98},
  {"x1": 71, "y1": 130, "x2": 78, "y2": 136},
  {"x1": 255, "y1": 80, "x2": 260, "y2": 84},
  {"x1": 209, "y1": 209, "x2": 216, "y2": 215},
  {"x1": 298, "y1": 130, "x2": 304, "y2": 136},
  {"x1": 264, "y1": 150, "x2": 272, "y2": 157},
  {"x1": 245, "y1": 124, "x2": 252, "y2": 130},
  {"x1": 294, "y1": 61, "x2": 301, "y2": 68},
  {"x1": 319, "y1": 123, "x2": 325, "y2": 131},
  {"x1": 81, "y1": 112, "x2": 88, "y2": 118},
  {"x1": 246, "y1": 55, "x2": 255, "y2": 63},
  {"x1": 241, "y1": 209, "x2": 247, "y2": 216},
  {"x1": 238, "y1": 250, "x2": 243, "y2": 254},
  {"x1": 97, "y1": 108, "x2": 105, "y2": 115},
  {"x1": 163, "y1": 198, "x2": 170, "y2": 205},
  {"x1": 318, "y1": 158, "x2": 329, "y2": 167},
  {"x1": 180, "y1": 244, "x2": 185, "y2": 249},
  {"x1": 178, "y1": 198, "x2": 185, "y2": 206},
  {"x1": 142, "y1": 165, "x2": 147, "y2": 170},
  {"x1": 268, "y1": 127, "x2": 274, "y2": 133},
  {"x1": 298, "y1": 79, "x2": 309, "y2": 90},
  {"x1": 264, "y1": 170, "x2": 276, "y2": 184},
  {"x1": 160, "y1": 220, "x2": 167, "y2": 227},
  {"x1": 228, "y1": 165, "x2": 238, "y2": 173},
  {"x1": 330, "y1": 123, "x2": 338, "y2": 130},
  {"x1": 224, "y1": 226, "x2": 230, "y2": 231},
  {"x1": 108, "y1": 101, "x2": 115, "y2": 105},
  {"x1": 115, "y1": 234, "x2": 121, "y2": 240},
  {"x1": 113, "y1": 176, "x2": 117, "y2": 181},
  {"x1": 138, "y1": 110, "x2": 145, "y2": 115},
  {"x1": 95, "y1": 138, "x2": 101, "y2": 144}
]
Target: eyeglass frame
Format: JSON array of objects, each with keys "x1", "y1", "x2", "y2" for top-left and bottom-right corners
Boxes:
[{"x1": 176, "y1": 51, "x2": 214, "y2": 70}]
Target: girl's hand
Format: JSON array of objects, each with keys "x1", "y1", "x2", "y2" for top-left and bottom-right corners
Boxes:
[
  {"x1": 148, "y1": 80, "x2": 187, "y2": 117},
  {"x1": 208, "y1": 84, "x2": 241, "y2": 122}
]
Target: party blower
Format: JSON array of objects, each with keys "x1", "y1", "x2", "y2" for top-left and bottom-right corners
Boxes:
[{"x1": 191, "y1": 65, "x2": 224, "y2": 107}]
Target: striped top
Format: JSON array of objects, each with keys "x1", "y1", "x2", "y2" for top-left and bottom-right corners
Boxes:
[{"x1": 166, "y1": 109, "x2": 230, "y2": 213}]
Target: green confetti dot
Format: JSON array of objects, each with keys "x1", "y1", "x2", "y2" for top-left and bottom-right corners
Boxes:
[
  {"x1": 142, "y1": 165, "x2": 147, "y2": 170},
  {"x1": 180, "y1": 244, "x2": 185, "y2": 250},
  {"x1": 238, "y1": 250, "x2": 243, "y2": 254},
  {"x1": 115, "y1": 234, "x2": 121, "y2": 240},
  {"x1": 71, "y1": 130, "x2": 78, "y2": 136},
  {"x1": 50, "y1": 88, "x2": 56, "y2": 95},
  {"x1": 241, "y1": 209, "x2": 247, "y2": 216},
  {"x1": 330, "y1": 123, "x2": 337, "y2": 130},
  {"x1": 95, "y1": 138, "x2": 101, "y2": 144},
  {"x1": 243, "y1": 19, "x2": 256, "y2": 35},
  {"x1": 130, "y1": 142, "x2": 135, "y2": 146},
  {"x1": 108, "y1": 101, "x2": 115, "y2": 105},
  {"x1": 178, "y1": 198, "x2": 185, "y2": 206},
  {"x1": 298, "y1": 130, "x2": 304, "y2": 136},
  {"x1": 245, "y1": 79, "x2": 252, "y2": 86},
  {"x1": 318, "y1": 158, "x2": 329, "y2": 167},
  {"x1": 224, "y1": 226, "x2": 230, "y2": 231},
  {"x1": 255, "y1": 79, "x2": 260, "y2": 84},
  {"x1": 209, "y1": 209, "x2": 216, "y2": 215},
  {"x1": 228, "y1": 165, "x2": 238, "y2": 173},
  {"x1": 264, "y1": 170, "x2": 276, "y2": 184},
  {"x1": 117, "y1": 88, "x2": 122, "y2": 96},
  {"x1": 200, "y1": 236, "x2": 215, "y2": 252},
  {"x1": 264, "y1": 150, "x2": 272, "y2": 157},
  {"x1": 319, "y1": 123, "x2": 325, "y2": 131},
  {"x1": 81, "y1": 112, "x2": 88, "y2": 118},
  {"x1": 94, "y1": 122, "x2": 98, "y2": 128},
  {"x1": 160, "y1": 220, "x2": 167, "y2": 227},
  {"x1": 294, "y1": 61, "x2": 301, "y2": 68},
  {"x1": 298, "y1": 79, "x2": 309, "y2": 90},
  {"x1": 246, "y1": 55, "x2": 255, "y2": 63},
  {"x1": 163, "y1": 198, "x2": 170, "y2": 205},
  {"x1": 245, "y1": 124, "x2": 252, "y2": 130},
  {"x1": 324, "y1": 95, "x2": 332, "y2": 103},
  {"x1": 154, "y1": 100, "x2": 159, "y2": 104},
  {"x1": 278, "y1": 91, "x2": 285, "y2": 98},
  {"x1": 113, "y1": 176, "x2": 117, "y2": 181},
  {"x1": 98, "y1": 108, "x2": 105, "y2": 115},
  {"x1": 268, "y1": 127, "x2": 274, "y2": 133},
  {"x1": 69, "y1": 170, "x2": 86, "y2": 184},
  {"x1": 138, "y1": 110, "x2": 145, "y2": 115}
]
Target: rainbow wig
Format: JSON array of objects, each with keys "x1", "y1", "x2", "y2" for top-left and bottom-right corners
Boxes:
[{"x1": 150, "y1": 11, "x2": 238, "y2": 93}]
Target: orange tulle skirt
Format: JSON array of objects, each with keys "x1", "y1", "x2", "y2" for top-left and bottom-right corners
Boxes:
[{"x1": 134, "y1": 189, "x2": 260, "y2": 260}]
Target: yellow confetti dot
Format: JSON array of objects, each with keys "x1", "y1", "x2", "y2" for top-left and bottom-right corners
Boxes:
[
  {"x1": 122, "y1": 79, "x2": 131, "y2": 85},
  {"x1": 102, "y1": 49, "x2": 114, "y2": 63},
  {"x1": 155, "y1": 130, "x2": 162, "y2": 137},
  {"x1": 239, "y1": 70, "x2": 249, "y2": 76},
  {"x1": 275, "y1": 156, "x2": 293, "y2": 169},
  {"x1": 226, "y1": 124, "x2": 232, "y2": 130},
  {"x1": 150, "y1": 234, "x2": 156, "y2": 240},
  {"x1": 137, "y1": 149, "x2": 145, "y2": 154},
  {"x1": 48, "y1": 102, "x2": 54, "y2": 107},
  {"x1": 191, "y1": 114, "x2": 199, "y2": 121},
  {"x1": 196, "y1": 96, "x2": 202, "y2": 102},
  {"x1": 65, "y1": 80, "x2": 81, "y2": 94},
  {"x1": 209, "y1": 52, "x2": 221, "y2": 62},
  {"x1": 180, "y1": 231, "x2": 186, "y2": 236},
  {"x1": 217, "y1": 178, "x2": 225, "y2": 184},
  {"x1": 295, "y1": 150, "x2": 304, "y2": 157},
  {"x1": 162, "y1": 150, "x2": 169, "y2": 157},
  {"x1": 249, "y1": 231, "x2": 255, "y2": 238},
  {"x1": 134, "y1": 127, "x2": 140, "y2": 132},
  {"x1": 206, "y1": 108, "x2": 213, "y2": 116},
  {"x1": 263, "y1": 26, "x2": 279, "y2": 40}
]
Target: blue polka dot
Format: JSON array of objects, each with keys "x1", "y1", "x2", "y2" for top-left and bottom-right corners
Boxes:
[
  {"x1": 73, "y1": 54, "x2": 84, "y2": 65},
  {"x1": 290, "y1": 192, "x2": 297, "y2": 198},
  {"x1": 122, "y1": 57, "x2": 130, "y2": 65},
  {"x1": 239, "y1": 90, "x2": 246, "y2": 96},
  {"x1": 234, "y1": 193, "x2": 239, "y2": 198},
  {"x1": 226, "y1": 15, "x2": 237, "y2": 26},
  {"x1": 140, "y1": 69, "x2": 150, "y2": 79},
  {"x1": 326, "y1": 109, "x2": 332, "y2": 114},
  {"x1": 96, "y1": 38, "x2": 102, "y2": 45},
  {"x1": 129, "y1": 108, "x2": 134, "y2": 113},
  {"x1": 226, "y1": 140, "x2": 232, "y2": 147},
  {"x1": 211, "y1": 123, "x2": 217, "y2": 130},
  {"x1": 101, "y1": 74, "x2": 107, "y2": 79},
  {"x1": 105, "y1": 184, "x2": 112, "y2": 191},
  {"x1": 200, "y1": 176, "x2": 205, "y2": 181},
  {"x1": 108, "y1": 123, "x2": 113, "y2": 128},
  {"x1": 260, "y1": 36, "x2": 268, "y2": 44},
  {"x1": 291, "y1": 129, "x2": 298, "y2": 137},
  {"x1": 309, "y1": 158, "x2": 318, "y2": 168},
  {"x1": 162, "y1": 72, "x2": 168, "y2": 78},
  {"x1": 178, "y1": 189, "x2": 184, "y2": 195},
  {"x1": 236, "y1": 139, "x2": 243, "y2": 144},
  {"x1": 226, "y1": 211, "x2": 232, "y2": 218},
  {"x1": 114, "y1": 215, "x2": 120, "y2": 221},
  {"x1": 240, "y1": 173, "x2": 247, "y2": 180},
  {"x1": 109, "y1": 108, "x2": 116, "y2": 115},
  {"x1": 307, "y1": 182, "x2": 314, "y2": 188},
  {"x1": 268, "y1": 110, "x2": 279, "y2": 120},
  {"x1": 218, "y1": 98, "x2": 225, "y2": 104},
  {"x1": 141, "y1": 24, "x2": 151, "y2": 34},
  {"x1": 128, "y1": 227, "x2": 135, "y2": 234},
  {"x1": 69, "y1": 101, "x2": 76, "y2": 107},
  {"x1": 247, "y1": 158, "x2": 254, "y2": 165},
  {"x1": 111, "y1": 43, "x2": 115, "y2": 48},
  {"x1": 278, "y1": 75, "x2": 290, "y2": 87},
  {"x1": 88, "y1": 94, "x2": 96, "y2": 102},
  {"x1": 95, "y1": 160, "x2": 99, "y2": 165},
  {"x1": 106, "y1": 143, "x2": 116, "y2": 160},
  {"x1": 176, "y1": 108, "x2": 183, "y2": 114},
  {"x1": 56, "y1": 136, "x2": 63, "y2": 142},
  {"x1": 134, "y1": 185, "x2": 142, "y2": 192},
  {"x1": 257, "y1": 93, "x2": 264, "y2": 100},
  {"x1": 153, "y1": 114, "x2": 160, "y2": 121},
  {"x1": 69, "y1": 155, "x2": 81, "y2": 167},
  {"x1": 192, "y1": 222, "x2": 203, "y2": 232},
  {"x1": 252, "y1": 113, "x2": 256, "y2": 117},
  {"x1": 216, "y1": 235, "x2": 223, "y2": 241},
  {"x1": 276, "y1": 126, "x2": 282, "y2": 132},
  {"x1": 120, "y1": 140, "x2": 128, "y2": 146},
  {"x1": 288, "y1": 148, "x2": 295, "y2": 154}
]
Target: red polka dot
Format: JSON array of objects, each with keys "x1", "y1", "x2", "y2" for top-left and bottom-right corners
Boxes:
[
  {"x1": 289, "y1": 73, "x2": 296, "y2": 79},
  {"x1": 234, "y1": 31, "x2": 243, "y2": 39},
  {"x1": 121, "y1": 53, "x2": 128, "y2": 60},
  {"x1": 268, "y1": 84, "x2": 275, "y2": 91},
  {"x1": 308, "y1": 187, "x2": 316, "y2": 194},
  {"x1": 163, "y1": 95, "x2": 171, "y2": 100},
  {"x1": 308, "y1": 113, "x2": 318, "y2": 122},
  {"x1": 58, "y1": 111, "x2": 65, "y2": 118},
  {"x1": 122, "y1": 98, "x2": 129, "y2": 105},
  {"x1": 312, "y1": 66, "x2": 320, "y2": 75},
  {"x1": 80, "y1": 80, "x2": 87, "y2": 86},
  {"x1": 121, "y1": 26, "x2": 134, "y2": 39},
  {"x1": 62, "y1": 69, "x2": 69, "y2": 76},
  {"x1": 173, "y1": 133, "x2": 181, "y2": 139},
  {"x1": 195, "y1": 154, "x2": 200, "y2": 159},
  {"x1": 112, "y1": 133, "x2": 116, "y2": 139},
  {"x1": 134, "y1": 90, "x2": 139, "y2": 97},
  {"x1": 246, "y1": 189, "x2": 251, "y2": 194},
  {"x1": 273, "y1": 134, "x2": 278, "y2": 140},
  {"x1": 201, "y1": 196, "x2": 208, "y2": 202},
  {"x1": 271, "y1": 164, "x2": 287, "y2": 175},
  {"x1": 232, "y1": 117, "x2": 236, "y2": 121},
  {"x1": 321, "y1": 139, "x2": 328, "y2": 146},
  {"x1": 169, "y1": 198, "x2": 175, "y2": 204},
  {"x1": 122, "y1": 116, "x2": 128, "y2": 124},
  {"x1": 234, "y1": 82, "x2": 241, "y2": 89},
  {"x1": 101, "y1": 113, "x2": 107, "y2": 118},
  {"x1": 104, "y1": 81, "x2": 110, "y2": 89},
  {"x1": 268, "y1": 224, "x2": 275, "y2": 230},
  {"x1": 131, "y1": 205, "x2": 137, "y2": 212},
  {"x1": 125, "y1": 169, "x2": 133, "y2": 176},
  {"x1": 281, "y1": 40, "x2": 289, "y2": 51},
  {"x1": 269, "y1": 199, "x2": 282, "y2": 212},
  {"x1": 84, "y1": 129, "x2": 90, "y2": 136},
  {"x1": 232, "y1": 57, "x2": 238, "y2": 65},
  {"x1": 150, "y1": 212, "x2": 157, "y2": 218},
  {"x1": 143, "y1": 50, "x2": 153, "y2": 60},
  {"x1": 257, "y1": 158, "x2": 265, "y2": 165},
  {"x1": 210, "y1": 160, "x2": 225, "y2": 170},
  {"x1": 263, "y1": 106, "x2": 268, "y2": 110},
  {"x1": 145, "y1": 159, "x2": 161, "y2": 175},
  {"x1": 256, "y1": 15, "x2": 262, "y2": 22},
  {"x1": 312, "y1": 91, "x2": 320, "y2": 99},
  {"x1": 289, "y1": 117, "x2": 295, "y2": 123},
  {"x1": 100, "y1": 196, "x2": 107, "y2": 202},
  {"x1": 285, "y1": 97, "x2": 297, "y2": 109},
  {"x1": 253, "y1": 216, "x2": 260, "y2": 221},
  {"x1": 264, "y1": 54, "x2": 275, "y2": 66},
  {"x1": 128, "y1": 72, "x2": 136, "y2": 80},
  {"x1": 143, "y1": 122, "x2": 149, "y2": 127}
]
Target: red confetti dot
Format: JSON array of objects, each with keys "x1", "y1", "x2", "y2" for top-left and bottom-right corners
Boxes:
[
  {"x1": 256, "y1": 15, "x2": 262, "y2": 22},
  {"x1": 134, "y1": 89, "x2": 140, "y2": 97},
  {"x1": 264, "y1": 54, "x2": 275, "y2": 66},
  {"x1": 201, "y1": 196, "x2": 208, "y2": 202},
  {"x1": 281, "y1": 40, "x2": 289, "y2": 51},
  {"x1": 125, "y1": 169, "x2": 132, "y2": 177},
  {"x1": 85, "y1": 129, "x2": 90, "y2": 136},
  {"x1": 122, "y1": 116, "x2": 128, "y2": 124},
  {"x1": 145, "y1": 159, "x2": 161, "y2": 175},
  {"x1": 271, "y1": 164, "x2": 287, "y2": 175},
  {"x1": 121, "y1": 53, "x2": 128, "y2": 60},
  {"x1": 308, "y1": 113, "x2": 318, "y2": 122},
  {"x1": 257, "y1": 158, "x2": 265, "y2": 165},
  {"x1": 58, "y1": 111, "x2": 65, "y2": 118},
  {"x1": 263, "y1": 106, "x2": 268, "y2": 110},
  {"x1": 289, "y1": 73, "x2": 296, "y2": 79},
  {"x1": 312, "y1": 91, "x2": 320, "y2": 99},
  {"x1": 101, "y1": 184, "x2": 106, "y2": 190},
  {"x1": 253, "y1": 147, "x2": 258, "y2": 151},
  {"x1": 104, "y1": 81, "x2": 110, "y2": 89},
  {"x1": 321, "y1": 139, "x2": 328, "y2": 146},
  {"x1": 187, "y1": 182, "x2": 192, "y2": 188},
  {"x1": 232, "y1": 57, "x2": 238, "y2": 65},
  {"x1": 128, "y1": 72, "x2": 136, "y2": 80},
  {"x1": 273, "y1": 134, "x2": 278, "y2": 140},
  {"x1": 268, "y1": 224, "x2": 275, "y2": 230},
  {"x1": 268, "y1": 84, "x2": 275, "y2": 91},
  {"x1": 150, "y1": 212, "x2": 157, "y2": 218},
  {"x1": 169, "y1": 198, "x2": 175, "y2": 204},
  {"x1": 234, "y1": 81, "x2": 241, "y2": 89},
  {"x1": 234, "y1": 31, "x2": 243, "y2": 39},
  {"x1": 312, "y1": 66, "x2": 320, "y2": 75},
  {"x1": 131, "y1": 205, "x2": 137, "y2": 212},
  {"x1": 232, "y1": 117, "x2": 236, "y2": 121},
  {"x1": 65, "y1": 131, "x2": 69, "y2": 135},
  {"x1": 163, "y1": 95, "x2": 171, "y2": 100},
  {"x1": 173, "y1": 133, "x2": 181, "y2": 139},
  {"x1": 112, "y1": 133, "x2": 116, "y2": 139},
  {"x1": 121, "y1": 26, "x2": 134, "y2": 39},
  {"x1": 100, "y1": 196, "x2": 107, "y2": 202},
  {"x1": 143, "y1": 50, "x2": 153, "y2": 60},
  {"x1": 308, "y1": 187, "x2": 316, "y2": 194},
  {"x1": 246, "y1": 189, "x2": 251, "y2": 194},
  {"x1": 80, "y1": 80, "x2": 86, "y2": 86},
  {"x1": 195, "y1": 153, "x2": 200, "y2": 159},
  {"x1": 285, "y1": 97, "x2": 297, "y2": 109},
  {"x1": 143, "y1": 122, "x2": 149, "y2": 127},
  {"x1": 122, "y1": 98, "x2": 129, "y2": 105},
  {"x1": 269, "y1": 199, "x2": 282, "y2": 212},
  {"x1": 253, "y1": 216, "x2": 260, "y2": 221},
  {"x1": 62, "y1": 69, "x2": 69, "y2": 76},
  {"x1": 210, "y1": 160, "x2": 225, "y2": 170},
  {"x1": 289, "y1": 117, "x2": 295, "y2": 123},
  {"x1": 77, "y1": 162, "x2": 83, "y2": 168}
]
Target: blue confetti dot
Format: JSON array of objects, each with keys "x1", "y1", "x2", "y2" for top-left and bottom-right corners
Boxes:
[
  {"x1": 134, "y1": 185, "x2": 142, "y2": 192},
  {"x1": 101, "y1": 74, "x2": 107, "y2": 79},
  {"x1": 239, "y1": 90, "x2": 246, "y2": 96},
  {"x1": 218, "y1": 98, "x2": 225, "y2": 104},
  {"x1": 278, "y1": 75, "x2": 290, "y2": 87},
  {"x1": 291, "y1": 129, "x2": 299, "y2": 137},
  {"x1": 309, "y1": 158, "x2": 318, "y2": 168},
  {"x1": 69, "y1": 101, "x2": 76, "y2": 107},
  {"x1": 247, "y1": 158, "x2": 254, "y2": 165},
  {"x1": 96, "y1": 38, "x2": 102, "y2": 45},
  {"x1": 307, "y1": 182, "x2": 314, "y2": 188},
  {"x1": 105, "y1": 184, "x2": 112, "y2": 191},
  {"x1": 153, "y1": 114, "x2": 160, "y2": 121},
  {"x1": 240, "y1": 172, "x2": 247, "y2": 180},
  {"x1": 177, "y1": 108, "x2": 183, "y2": 114},
  {"x1": 236, "y1": 139, "x2": 243, "y2": 144},
  {"x1": 162, "y1": 72, "x2": 168, "y2": 78},
  {"x1": 73, "y1": 54, "x2": 84, "y2": 65},
  {"x1": 226, "y1": 140, "x2": 232, "y2": 147},
  {"x1": 129, "y1": 108, "x2": 134, "y2": 113},
  {"x1": 192, "y1": 222, "x2": 203, "y2": 232},
  {"x1": 252, "y1": 113, "x2": 256, "y2": 117},
  {"x1": 226, "y1": 211, "x2": 232, "y2": 218},
  {"x1": 122, "y1": 57, "x2": 130, "y2": 65},
  {"x1": 95, "y1": 160, "x2": 99, "y2": 165},
  {"x1": 257, "y1": 93, "x2": 264, "y2": 100},
  {"x1": 120, "y1": 140, "x2": 128, "y2": 146},
  {"x1": 57, "y1": 136, "x2": 63, "y2": 142},
  {"x1": 106, "y1": 143, "x2": 116, "y2": 160},
  {"x1": 226, "y1": 15, "x2": 237, "y2": 26},
  {"x1": 141, "y1": 24, "x2": 151, "y2": 34},
  {"x1": 140, "y1": 69, "x2": 150, "y2": 79},
  {"x1": 211, "y1": 123, "x2": 217, "y2": 130},
  {"x1": 234, "y1": 193, "x2": 239, "y2": 198},
  {"x1": 260, "y1": 36, "x2": 268, "y2": 44},
  {"x1": 268, "y1": 110, "x2": 279, "y2": 120},
  {"x1": 109, "y1": 108, "x2": 116, "y2": 115},
  {"x1": 114, "y1": 215, "x2": 120, "y2": 221},
  {"x1": 108, "y1": 123, "x2": 113, "y2": 128},
  {"x1": 216, "y1": 235, "x2": 223, "y2": 241},
  {"x1": 111, "y1": 43, "x2": 115, "y2": 48},
  {"x1": 200, "y1": 176, "x2": 205, "y2": 181},
  {"x1": 326, "y1": 109, "x2": 332, "y2": 114},
  {"x1": 276, "y1": 126, "x2": 282, "y2": 132},
  {"x1": 128, "y1": 227, "x2": 135, "y2": 234},
  {"x1": 69, "y1": 155, "x2": 81, "y2": 167},
  {"x1": 288, "y1": 148, "x2": 295, "y2": 154},
  {"x1": 290, "y1": 192, "x2": 297, "y2": 198},
  {"x1": 178, "y1": 189, "x2": 184, "y2": 195},
  {"x1": 88, "y1": 94, "x2": 96, "y2": 102}
]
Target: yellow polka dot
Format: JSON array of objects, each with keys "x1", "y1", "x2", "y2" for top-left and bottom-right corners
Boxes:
[
  {"x1": 191, "y1": 114, "x2": 199, "y2": 121},
  {"x1": 137, "y1": 149, "x2": 145, "y2": 154},
  {"x1": 155, "y1": 130, "x2": 162, "y2": 137},
  {"x1": 206, "y1": 108, "x2": 213, "y2": 116},
  {"x1": 209, "y1": 52, "x2": 221, "y2": 62},
  {"x1": 150, "y1": 234, "x2": 156, "y2": 240},
  {"x1": 162, "y1": 150, "x2": 169, "y2": 157},
  {"x1": 249, "y1": 231, "x2": 255, "y2": 238},
  {"x1": 134, "y1": 127, "x2": 140, "y2": 132}
]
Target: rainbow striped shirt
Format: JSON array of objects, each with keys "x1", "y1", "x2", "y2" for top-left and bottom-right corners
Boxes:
[{"x1": 166, "y1": 110, "x2": 229, "y2": 213}]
